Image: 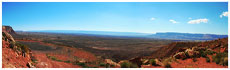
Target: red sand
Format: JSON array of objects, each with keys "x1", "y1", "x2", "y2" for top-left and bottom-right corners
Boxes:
[
  {"x1": 171, "y1": 57, "x2": 227, "y2": 68},
  {"x1": 2, "y1": 40, "x2": 31, "y2": 68},
  {"x1": 33, "y1": 52, "x2": 80, "y2": 68}
]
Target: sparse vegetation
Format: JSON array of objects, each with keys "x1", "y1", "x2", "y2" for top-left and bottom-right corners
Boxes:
[
  {"x1": 184, "y1": 52, "x2": 190, "y2": 59},
  {"x1": 149, "y1": 59, "x2": 157, "y2": 66},
  {"x1": 15, "y1": 31, "x2": 172, "y2": 62},
  {"x1": 46, "y1": 54, "x2": 71, "y2": 62},
  {"x1": 162, "y1": 57, "x2": 173, "y2": 68},
  {"x1": 200, "y1": 50, "x2": 207, "y2": 58},
  {"x1": 76, "y1": 62, "x2": 87, "y2": 68},
  {"x1": 212, "y1": 52, "x2": 228, "y2": 66},
  {"x1": 164, "y1": 63, "x2": 171, "y2": 68},
  {"x1": 64, "y1": 60, "x2": 71, "y2": 63},
  {"x1": 205, "y1": 50, "x2": 216, "y2": 55},
  {"x1": 10, "y1": 29, "x2": 228, "y2": 68},
  {"x1": 99, "y1": 63, "x2": 106, "y2": 67},
  {"x1": 31, "y1": 56, "x2": 38, "y2": 63},
  {"x1": 120, "y1": 61, "x2": 138, "y2": 68},
  {"x1": 15, "y1": 42, "x2": 30, "y2": 53},
  {"x1": 206, "y1": 57, "x2": 210, "y2": 62},
  {"x1": 105, "y1": 63, "x2": 110, "y2": 68}
]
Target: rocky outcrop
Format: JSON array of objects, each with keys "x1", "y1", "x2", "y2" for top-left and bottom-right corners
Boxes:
[
  {"x1": 2, "y1": 26, "x2": 35, "y2": 68},
  {"x1": 173, "y1": 52, "x2": 186, "y2": 59},
  {"x1": 105, "y1": 59, "x2": 120, "y2": 67},
  {"x1": 2, "y1": 26, "x2": 16, "y2": 34},
  {"x1": 140, "y1": 38, "x2": 228, "y2": 68}
]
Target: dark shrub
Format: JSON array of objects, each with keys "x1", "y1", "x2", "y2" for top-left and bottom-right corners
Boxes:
[
  {"x1": 149, "y1": 59, "x2": 157, "y2": 66},
  {"x1": 223, "y1": 57, "x2": 228, "y2": 66},
  {"x1": 105, "y1": 63, "x2": 110, "y2": 68},
  {"x1": 120, "y1": 61, "x2": 138, "y2": 68},
  {"x1": 200, "y1": 51, "x2": 207, "y2": 58},
  {"x1": 64, "y1": 60, "x2": 71, "y2": 63},
  {"x1": 212, "y1": 52, "x2": 228, "y2": 66},
  {"x1": 206, "y1": 57, "x2": 210, "y2": 62},
  {"x1": 185, "y1": 52, "x2": 190, "y2": 58},
  {"x1": 99, "y1": 63, "x2": 106, "y2": 67},
  {"x1": 15, "y1": 43, "x2": 30, "y2": 53},
  {"x1": 164, "y1": 63, "x2": 171, "y2": 68},
  {"x1": 110, "y1": 64, "x2": 115, "y2": 67},
  {"x1": 76, "y1": 62, "x2": 88, "y2": 67},
  {"x1": 205, "y1": 50, "x2": 216, "y2": 55},
  {"x1": 31, "y1": 56, "x2": 38, "y2": 63}
]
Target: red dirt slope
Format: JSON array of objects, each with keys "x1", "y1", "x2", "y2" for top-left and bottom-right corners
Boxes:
[{"x1": 2, "y1": 26, "x2": 33, "y2": 68}]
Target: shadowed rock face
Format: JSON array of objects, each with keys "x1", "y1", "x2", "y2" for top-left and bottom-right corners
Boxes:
[{"x1": 2, "y1": 26, "x2": 16, "y2": 34}]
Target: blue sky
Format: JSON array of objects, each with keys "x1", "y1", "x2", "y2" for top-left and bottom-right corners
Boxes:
[{"x1": 2, "y1": 2, "x2": 228, "y2": 35}]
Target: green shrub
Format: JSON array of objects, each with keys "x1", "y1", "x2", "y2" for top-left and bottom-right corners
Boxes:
[
  {"x1": 9, "y1": 42, "x2": 15, "y2": 49},
  {"x1": 2, "y1": 32, "x2": 7, "y2": 41},
  {"x1": 200, "y1": 51, "x2": 207, "y2": 58},
  {"x1": 206, "y1": 57, "x2": 210, "y2": 63},
  {"x1": 212, "y1": 52, "x2": 228, "y2": 66},
  {"x1": 205, "y1": 50, "x2": 216, "y2": 55},
  {"x1": 110, "y1": 64, "x2": 115, "y2": 67},
  {"x1": 185, "y1": 52, "x2": 190, "y2": 58},
  {"x1": 223, "y1": 57, "x2": 228, "y2": 66},
  {"x1": 56, "y1": 59, "x2": 63, "y2": 62},
  {"x1": 64, "y1": 60, "x2": 71, "y2": 63},
  {"x1": 15, "y1": 43, "x2": 30, "y2": 53},
  {"x1": 77, "y1": 62, "x2": 85, "y2": 66},
  {"x1": 31, "y1": 56, "x2": 38, "y2": 63},
  {"x1": 120, "y1": 61, "x2": 138, "y2": 68},
  {"x1": 75, "y1": 62, "x2": 89, "y2": 68},
  {"x1": 121, "y1": 62, "x2": 129, "y2": 68},
  {"x1": 149, "y1": 59, "x2": 157, "y2": 66},
  {"x1": 46, "y1": 54, "x2": 63, "y2": 62},
  {"x1": 99, "y1": 63, "x2": 106, "y2": 67},
  {"x1": 105, "y1": 63, "x2": 110, "y2": 68},
  {"x1": 164, "y1": 63, "x2": 171, "y2": 68},
  {"x1": 51, "y1": 57, "x2": 57, "y2": 60}
]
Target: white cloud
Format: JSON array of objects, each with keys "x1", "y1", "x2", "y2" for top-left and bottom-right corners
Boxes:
[
  {"x1": 150, "y1": 17, "x2": 155, "y2": 20},
  {"x1": 220, "y1": 11, "x2": 228, "y2": 18},
  {"x1": 169, "y1": 19, "x2": 179, "y2": 24},
  {"x1": 188, "y1": 18, "x2": 208, "y2": 24},
  {"x1": 188, "y1": 17, "x2": 192, "y2": 19}
]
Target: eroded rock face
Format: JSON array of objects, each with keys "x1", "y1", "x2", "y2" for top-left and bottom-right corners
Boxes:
[
  {"x1": 2, "y1": 26, "x2": 16, "y2": 34},
  {"x1": 105, "y1": 59, "x2": 120, "y2": 67},
  {"x1": 154, "y1": 59, "x2": 163, "y2": 66},
  {"x1": 2, "y1": 32, "x2": 15, "y2": 43},
  {"x1": 173, "y1": 52, "x2": 186, "y2": 59},
  {"x1": 185, "y1": 49, "x2": 194, "y2": 57},
  {"x1": 2, "y1": 26, "x2": 34, "y2": 68},
  {"x1": 27, "y1": 62, "x2": 35, "y2": 68}
]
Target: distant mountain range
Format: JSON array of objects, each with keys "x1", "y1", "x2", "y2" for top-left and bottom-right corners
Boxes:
[
  {"x1": 27, "y1": 30, "x2": 151, "y2": 36},
  {"x1": 150, "y1": 32, "x2": 228, "y2": 41},
  {"x1": 25, "y1": 30, "x2": 228, "y2": 41}
]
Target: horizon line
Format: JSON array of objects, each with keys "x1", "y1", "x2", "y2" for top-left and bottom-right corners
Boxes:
[{"x1": 14, "y1": 29, "x2": 228, "y2": 35}]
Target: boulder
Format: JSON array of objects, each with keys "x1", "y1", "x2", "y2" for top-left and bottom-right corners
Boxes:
[
  {"x1": 173, "y1": 52, "x2": 186, "y2": 59},
  {"x1": 118, "y1": 60, "x2": 129, "y2": 64},
  {"x1": 26, "y1": 62, "x2": 35, "y2": 68},
  {"x1": 192, "y1": 46, "x2": 198, "y2": 51},
  {"x1": 105, "y1": 59, "x2": 120, "y2": 66},
  {"x1": 141, "y1": 59, "x2": 149, "y2": 65},
  {"x1": 154, "y1": 59, "x2": 163, "y2": 66},
  {"x1": 78, "y1": 59, "x2": 86, "y2": 63},
  {"x1": 185, "y1": 49, "x2": 194, "y2": 57}
]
